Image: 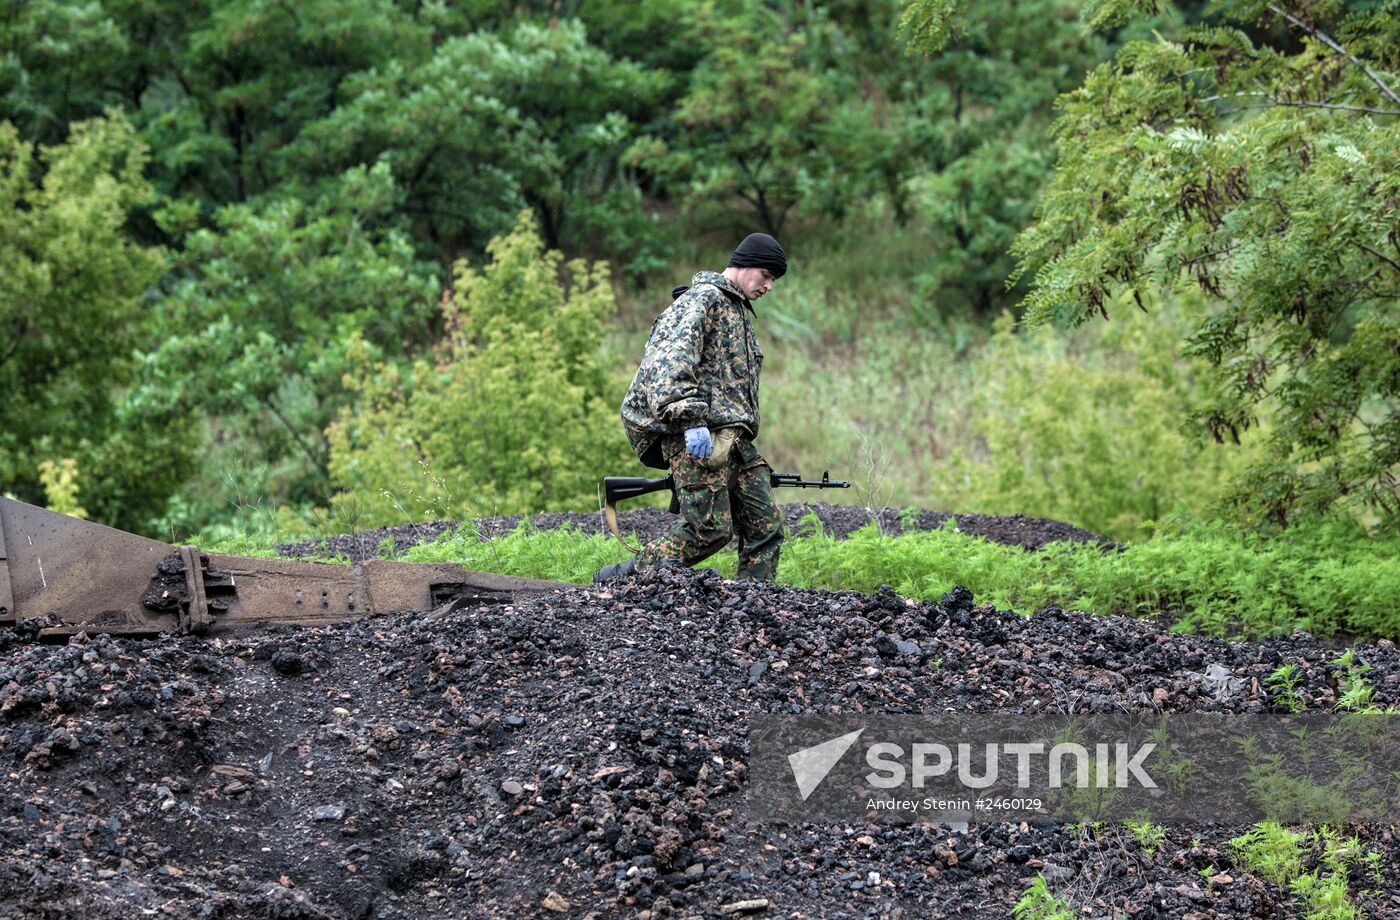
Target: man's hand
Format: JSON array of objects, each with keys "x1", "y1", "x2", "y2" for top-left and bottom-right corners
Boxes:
[{"x1": 685, "y1": 426, "x2": 713, "y2": 459}]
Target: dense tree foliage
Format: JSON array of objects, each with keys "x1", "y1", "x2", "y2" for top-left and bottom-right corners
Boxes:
[
  {"x1": 6, "y1": 0, "x2": 1391, "y2": 539},
  {"x1": 0, "y1": 114, "x2": 192, "y2": 529},
  {"x1": 1006, "y1": 0, "x2": 1400, "y2": 527},
  {"x1": 903, "y1": 0, "x2": 1117, "y2": 314},
  {"x1": 292, "y1": 21, "x2": 669, "y2": 266},
  {"x1": 641, "y1": 4, "x2": 903, "y2": 239},
  {"x1": 5, "y1": 0, "x2": 1000, "y2": 533},
  {"x1": 135, "y1": 163, "x2": 441, "y2": 522}
]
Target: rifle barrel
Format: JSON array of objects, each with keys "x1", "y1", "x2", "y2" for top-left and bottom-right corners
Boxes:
[
  {"x1": 770, "y1": 470, "x2": 851, "y2": 489},
  {"x1": 603, "y1": 470, "x2": 848, "y2": 515}
]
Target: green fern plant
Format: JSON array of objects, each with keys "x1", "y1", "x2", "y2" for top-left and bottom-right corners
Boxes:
[
  {"x1": 1266, "y1": 664, "x2": 1307, "y2": 714},
  {"x1": 1124, "y1": 819, "x2": 1167, "y2": 858},
  {"x1": 1290, "y1": 869, "x2": 1359, "y2": 920},
  {"x1": 1331, "y1": 649, "x2": 1384, "y2": 714},
  {"x1": 1012, "y1": 874, "x2": 1075, "y2": 920},
  {"x1": 1229, "y1": 822, "x2": 1307, "y2": 889}
]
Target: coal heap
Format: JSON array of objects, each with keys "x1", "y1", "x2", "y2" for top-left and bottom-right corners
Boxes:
[{"x1": 3, "y1": 522, "x2": 1399, "y2": 918}]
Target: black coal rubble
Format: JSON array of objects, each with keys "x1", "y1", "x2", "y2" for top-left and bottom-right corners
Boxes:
[{"x1": 1, "y1": 562, "x2": 1397, "y2": 917}]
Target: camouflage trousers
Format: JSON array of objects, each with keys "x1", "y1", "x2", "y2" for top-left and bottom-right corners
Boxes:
[{"x1": 636, "y1": 432, "x2": 784, "y2": 581}]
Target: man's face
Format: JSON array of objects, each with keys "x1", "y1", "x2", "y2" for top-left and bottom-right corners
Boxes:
[{"x1": 735, "y1": 266, "x2": 776, "y2": 301}]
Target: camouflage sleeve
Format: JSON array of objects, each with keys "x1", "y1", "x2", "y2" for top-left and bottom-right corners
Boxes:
[{"x1": 646, "y1": 290, "x2": 712, "y2": 425}]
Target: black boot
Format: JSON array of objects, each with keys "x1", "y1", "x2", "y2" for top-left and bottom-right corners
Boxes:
[{"x1": 592, "y1": 558, "x2": 638, "y2": 583}]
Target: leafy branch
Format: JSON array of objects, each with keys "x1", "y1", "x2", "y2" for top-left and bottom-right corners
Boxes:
[{"x1": 1266, "y1": 4, "x2": 1400, "y2": 109}]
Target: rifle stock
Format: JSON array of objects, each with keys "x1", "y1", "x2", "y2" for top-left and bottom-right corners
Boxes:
[{"x1": 603, "y1": 475, "x2": 680, "y2": 514}]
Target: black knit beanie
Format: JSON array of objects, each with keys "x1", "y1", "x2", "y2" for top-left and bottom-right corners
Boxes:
[{"x1": 727, "y1": 233, "x2": 787, "y2": 278}]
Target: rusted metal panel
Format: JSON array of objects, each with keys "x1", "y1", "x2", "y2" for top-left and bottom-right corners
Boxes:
[
  {"x1": 0, "y1": 496, "x2": 173, "y2": 633},
  {"x1": 195, "y1": 557, "x2": 564, "y2": 631},
  {"x1": 1, "y1": 496, "x2": 572, "y2": 638},
  {"x1": 179, "y1": 546, "x2": 215, "y2": 634},
  {"x1": 0, "y1": 557, "x2": 13, "y2": 625},
  {"x1": 201, "y1": 554, "x2": 372, "y2": 629},
  {"x1": 36, "y1": 624, "x2": 167, "y2": 641},
  {"x1": 0, "y1": 517, "x2": 13, "y2": 623},
  {"x1": 360, "y1": 560, "x2": 561, "y2": 612}
]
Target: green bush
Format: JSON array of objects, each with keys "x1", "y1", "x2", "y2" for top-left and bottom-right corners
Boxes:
[
  {"x1": 1227, "y1": 824, "x2": 1368, "y2": 919},
  {"x1": 1124, "y1": 819, "x2": 1167, "y2": 858},
  {"x1": 946, "y1": 295, "x2": 1265, "y2": 542},
  {"x1": 326, "y1": 212, "x2": 637, "y2": 524},
  {"x1": 756, "y1": 274, "x2": 1273, "y2": 544}
]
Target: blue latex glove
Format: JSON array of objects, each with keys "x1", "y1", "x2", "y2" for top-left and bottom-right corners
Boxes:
[{"x1": 685, "y1": 426, "x2": 712, "y2": 459}]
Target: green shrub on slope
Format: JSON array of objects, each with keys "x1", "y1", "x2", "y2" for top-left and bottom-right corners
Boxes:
[{"x1": 326, "y1": 212, "x2": 637, "y2": 524}]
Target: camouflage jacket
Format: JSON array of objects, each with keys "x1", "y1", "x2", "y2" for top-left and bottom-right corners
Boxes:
[{"x1": 621, "y1": 271, "x2": 764, "y2": 469}]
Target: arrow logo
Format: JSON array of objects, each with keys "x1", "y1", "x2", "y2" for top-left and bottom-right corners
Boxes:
[{"x1": 787, "y1": 728, "x2": 864, "y2": 800}]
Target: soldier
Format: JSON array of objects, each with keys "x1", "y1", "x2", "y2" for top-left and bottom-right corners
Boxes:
[{"x1": 594, "y1": 233, "x2": 787, "y2": 583}]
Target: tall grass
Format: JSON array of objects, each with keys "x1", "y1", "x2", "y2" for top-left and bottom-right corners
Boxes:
[
  {"x1": 759, "y1": 285, "x2": 1268, "y2": 541},
  {"x1": 762, "y1": 326, "x2": 978, "y2": 511}
]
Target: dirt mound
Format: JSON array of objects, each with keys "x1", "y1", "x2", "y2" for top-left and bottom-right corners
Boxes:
[
  {"x1": 3, "y1": 568, "x2": 1397, "y2": 918},
  {"x1": 278, "y1": 504, "x2": 1117, "y2": 563}
]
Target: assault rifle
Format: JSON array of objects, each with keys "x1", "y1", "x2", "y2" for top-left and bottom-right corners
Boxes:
[{"x1": 600, "y1": 470, "x2": 850, "y2": 543}]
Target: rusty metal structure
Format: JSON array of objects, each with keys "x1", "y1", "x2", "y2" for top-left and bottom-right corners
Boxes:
[{"x1": 0, "y1": 496, "x2": 565, "y2": 640}]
